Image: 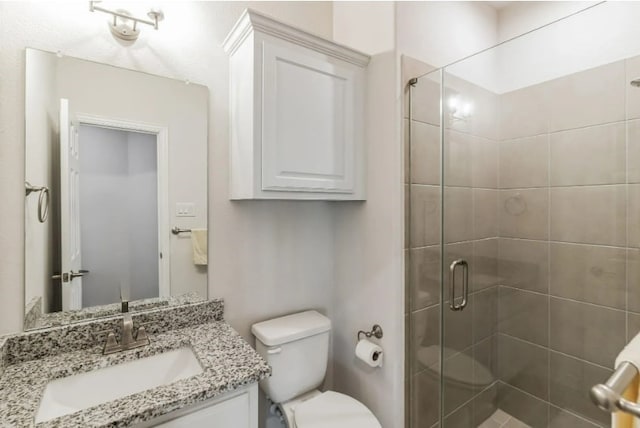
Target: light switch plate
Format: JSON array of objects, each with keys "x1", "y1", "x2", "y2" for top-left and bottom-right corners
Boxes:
[{"x1": 176, "y1": 203, "x2": 195, "y2": 217}]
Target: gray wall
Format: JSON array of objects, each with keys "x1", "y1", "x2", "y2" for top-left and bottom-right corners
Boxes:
[{"x1": 79, "y1": 125, "x2": 158, "y2": 307}]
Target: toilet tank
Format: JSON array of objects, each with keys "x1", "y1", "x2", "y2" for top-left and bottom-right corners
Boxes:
[{"x1": 251, "y1": 311, "x2": 331, "y2": 403}]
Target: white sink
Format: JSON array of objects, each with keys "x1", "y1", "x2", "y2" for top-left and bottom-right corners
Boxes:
[{"x1": 35, "y1": 347, "x2": 203, "y2": 423}]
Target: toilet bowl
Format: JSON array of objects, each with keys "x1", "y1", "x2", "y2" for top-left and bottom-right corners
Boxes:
[
  {"x1": 252, "y1": 311, "x2": 382, "y2": 428},
  {"x1": 418, "y1": 345, "x2": 495, "y2": 392},
  {"x1": 277, "y1": 389, "x2": 380, "y2": 428}
]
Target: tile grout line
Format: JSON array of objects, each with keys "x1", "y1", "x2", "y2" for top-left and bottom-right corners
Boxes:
[
  {"x1": 549, "y1": 403, "x2": 607, "y2": 428},
  {"x1": 499, "y1": 380, "x2": 606, "y2": 427},
  {"x1": 411, "y1": 284, "x2": 499, "y2": 315},
  {"x1": 499, "y1": 331, "x2": 617, "y2": 372},
  {"x1": 500, "y1": 283, "x2": 628, "y2": 314},
  {"x1": 546, "y1": 127, "x2": 552, "y2": 421},
  {"x1": 625, "y1": 64, "x2": 633, "y2": 347},
  {"x1": 428, "y1": 116, "x2": 629, "y2": 141},
  {"x1": 501, "y1": 118, "x2": 628, "y2": 140},
  {"x1": 502, "y1": 182, "x2": 636, "y2": 190},
  {"x1": 498, "y1": 236, "x2": 640, "y2": 250}
]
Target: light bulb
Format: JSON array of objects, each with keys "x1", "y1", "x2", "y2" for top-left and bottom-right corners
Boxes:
[
  {"x1": 448, "y1": 96, "x2": 459, "y2": 112},
  {"x1": 462, "y1": 102, "x2": 473, "y2": 117}
]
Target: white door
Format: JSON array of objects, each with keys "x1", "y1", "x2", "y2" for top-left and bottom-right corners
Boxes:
[{"x1": 59, "y1": 98, "x2": 84, "y2": 310}]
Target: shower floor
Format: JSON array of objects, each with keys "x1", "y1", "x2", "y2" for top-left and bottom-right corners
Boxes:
[{"x1": 479, "y1": 409, "x2": 531, "y2": 428}]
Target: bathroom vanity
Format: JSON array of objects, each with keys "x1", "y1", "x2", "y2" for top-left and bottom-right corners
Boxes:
[{"x1": 0, "y1": 300, "x2": 270, "y2": 427}]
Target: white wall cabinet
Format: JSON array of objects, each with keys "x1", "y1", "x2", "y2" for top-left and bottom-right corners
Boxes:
[
  {"x1": 224, "y1": 9, "x2": 370, "y2": 200},
  {"x1": 140, "y1": 384, "x2": 258, "y2": 428}
]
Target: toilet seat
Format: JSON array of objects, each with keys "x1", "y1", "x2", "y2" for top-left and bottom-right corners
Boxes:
[{"x1": 293, "y1": 391, "x2": 382, "y2": 428}]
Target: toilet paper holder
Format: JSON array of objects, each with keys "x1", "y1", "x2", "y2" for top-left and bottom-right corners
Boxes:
[{"x1": 357, "y1": 324, "x2": 383, "y2": 342}]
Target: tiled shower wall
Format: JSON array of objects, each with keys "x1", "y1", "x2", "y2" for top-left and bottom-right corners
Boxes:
[
  {"x1": 492, "y1": 56, "x2": 640, "y2": 428},
  {"x1": 406, "y1": 54, "x2": 640, "y2": 428}
]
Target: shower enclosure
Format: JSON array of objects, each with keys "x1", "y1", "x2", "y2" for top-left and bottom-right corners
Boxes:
[{"x1": 406, "y1": 3, "x2": 640, "y2": 427}]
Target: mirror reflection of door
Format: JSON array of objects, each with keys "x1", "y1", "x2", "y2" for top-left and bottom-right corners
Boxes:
[
  {"x1": 76, "y1": 123, "x2": 163, "y2": 308},
  {"x1": 59, "y1": 99, "x2": 167, "y2": 310},
  {"x1": 79, "y1": 124, "x2": 159, "y2": 307}
]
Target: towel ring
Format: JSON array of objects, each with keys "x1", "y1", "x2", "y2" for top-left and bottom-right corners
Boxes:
[{"x1": 25, "y1": 182, "x2": 50, "y2": 223}]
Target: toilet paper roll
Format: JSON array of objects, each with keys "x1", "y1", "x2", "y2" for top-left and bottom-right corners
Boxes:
[{"x1": 356, "y1": 339, "x2": 383, "y2": 368}]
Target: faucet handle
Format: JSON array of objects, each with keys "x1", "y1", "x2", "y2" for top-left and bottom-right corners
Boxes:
[
  {"x1": 102, "y1": 331, "x2": 121, "y2": 355},
  {"x1": 134, "y1": 325, "x2": 151, "y2": 345},
  {"x1": 92, "y1": 328, "x2": 115, "y2": 340}
]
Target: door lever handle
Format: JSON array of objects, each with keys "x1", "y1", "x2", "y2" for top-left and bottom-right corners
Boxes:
[
  {"x1": 52, "y1": 270, "x2": 89, "y2": 282},
  {"x1": 69, "y1": 270, "x2": 89, "y2": 279}
]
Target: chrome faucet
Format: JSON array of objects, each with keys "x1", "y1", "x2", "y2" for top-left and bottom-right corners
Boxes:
[{"x1": 101, "y1": 300, "x2": 151, "y2": 355}]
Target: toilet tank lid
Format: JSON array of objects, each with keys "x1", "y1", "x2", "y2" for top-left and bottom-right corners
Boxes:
[{"x1": 252, "y1": 311, "x2": 331, "y2": 346}]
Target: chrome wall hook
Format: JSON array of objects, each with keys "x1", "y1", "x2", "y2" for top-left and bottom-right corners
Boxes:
[{"x1": 357, "y1": 324, "x2": 383, "y2": 342}]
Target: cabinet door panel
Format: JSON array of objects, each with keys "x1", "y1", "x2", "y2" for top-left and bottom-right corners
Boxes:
[
  {"x1": 154, "y1": 392, "x2": 249, "y2": 428},
  {"x1": 261, "y1": 41, "x2": 357, "y2": 193}
]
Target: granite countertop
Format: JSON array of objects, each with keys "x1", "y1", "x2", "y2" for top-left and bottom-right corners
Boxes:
[
  {"x1": 26, "y1": 293, "x2": 206, "y2": 330},
  {"x1": 0, "y1": 321, "x2": 271, "y2": 427}
]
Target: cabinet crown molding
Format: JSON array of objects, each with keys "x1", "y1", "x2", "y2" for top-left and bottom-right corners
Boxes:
[{"x1": 222, "y1": 8, "x2": 370, "y2": 67}]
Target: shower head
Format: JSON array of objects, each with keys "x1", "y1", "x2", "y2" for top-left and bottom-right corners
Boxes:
[{"x1": 631, "y1": 78, "x2": 640, "y2": 87}]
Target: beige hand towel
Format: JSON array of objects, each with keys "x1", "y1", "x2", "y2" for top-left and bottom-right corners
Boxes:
[
  {"x1": 613, "y1": 375, "x2": 640, "y2": 428},
  {"x1": 191, "y1": 228, "x2": 208, "y2": 266},
  {"x1": 613, "y1": 331, "x2": 640, "y2": 427}
]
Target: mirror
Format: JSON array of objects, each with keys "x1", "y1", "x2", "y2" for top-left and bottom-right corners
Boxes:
[{"x1": 24, "y1": 48, "x2": 209, "y2": 330}]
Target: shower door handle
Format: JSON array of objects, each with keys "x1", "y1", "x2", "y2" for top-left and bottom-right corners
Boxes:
[{"x1": 449, "y1": 259, "x2": 469, "y2": 311}]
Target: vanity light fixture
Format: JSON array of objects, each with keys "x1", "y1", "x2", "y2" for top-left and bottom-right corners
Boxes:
[{"x1": 89, "y1": 1, "x2": 164, "y2": 43}]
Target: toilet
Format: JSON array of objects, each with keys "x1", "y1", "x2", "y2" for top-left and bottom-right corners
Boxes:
[
  {"x1": 251, "y1": 310, "x2": 382, "y2": 428},
  {"x1": 418, "y1": 345, "x2": 495, "y2": 398}
]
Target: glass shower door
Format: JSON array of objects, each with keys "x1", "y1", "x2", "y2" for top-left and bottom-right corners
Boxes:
[
  {"x1": 437, "y1": 70, "x2": 501, "y2": 427},
  {"x1": 408, "y1": 65, "x2": 501, "y2": 428},
  {"x1": 408, "y1": 66, "x2": 499, "y2": 428},
  {"x1": 407, "y1": 68, "x2": 443, "y2": 428}
]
